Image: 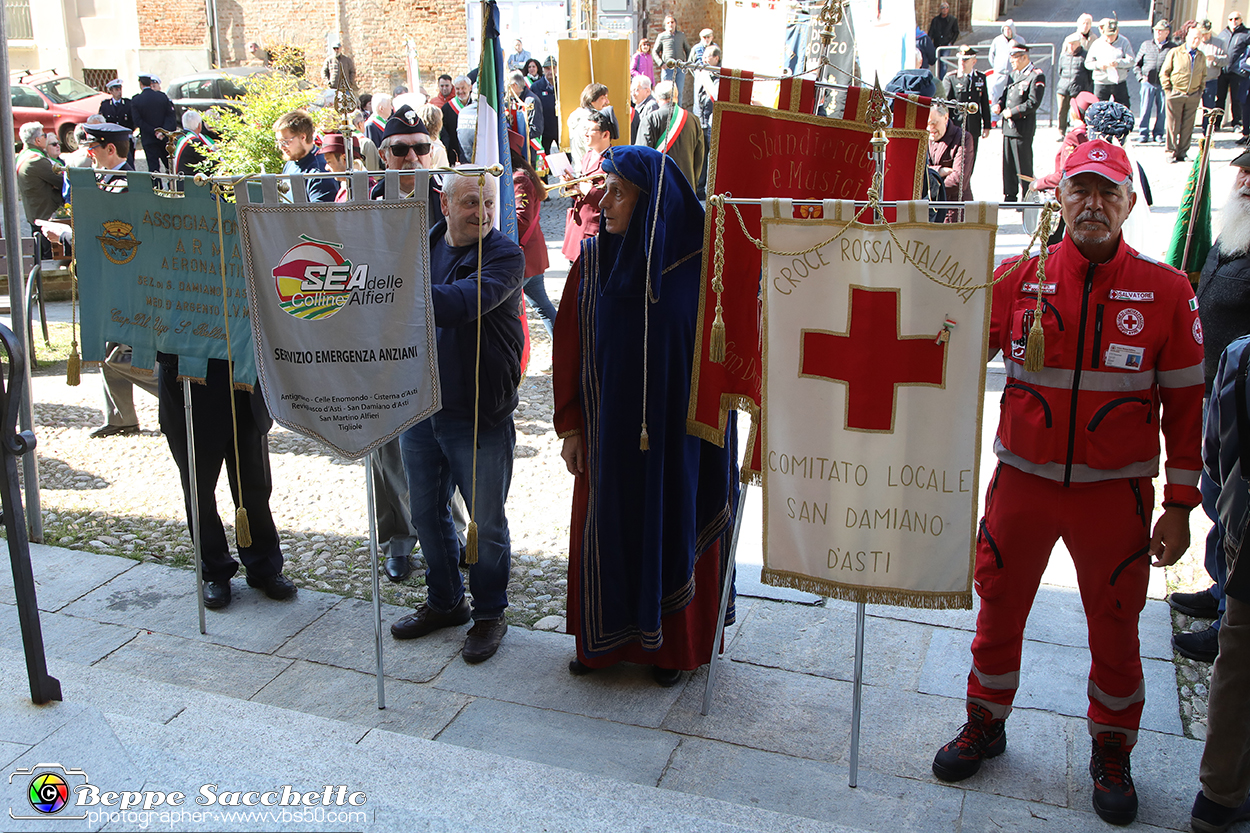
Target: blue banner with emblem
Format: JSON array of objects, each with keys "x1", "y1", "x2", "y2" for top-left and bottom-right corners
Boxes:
[{"x1": 70, "y1": 168, "x2": 256, "y2": 386}]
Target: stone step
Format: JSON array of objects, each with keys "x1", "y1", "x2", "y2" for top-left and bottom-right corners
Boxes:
[{"x1": 0, "y1": 647, "x2": 872, "y2": 833}]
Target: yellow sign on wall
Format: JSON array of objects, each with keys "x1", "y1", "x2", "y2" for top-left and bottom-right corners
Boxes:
[{"x1": 556, "y1": 38, "x2": 632, "y2": 150}]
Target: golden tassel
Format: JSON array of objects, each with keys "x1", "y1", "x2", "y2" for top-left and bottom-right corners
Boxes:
[
  {"x1": 709, "y1": 308, "x2": 726, "y2": 363},
  {"x1": 639, "y1": 425, "x2": 650, "y2": 451},
  {"x1": 465, "y1": 521, "x2": 479, "y2": 564},
  {"x1": 235, "y1": 507, "x2": 252, "y2": 548},
  {"x1": 1023, "y1": 303, "x2": 1045, "y2": 372},
  {"x1": 66, "y1": 344, "x2": 81, "y2": 386}
]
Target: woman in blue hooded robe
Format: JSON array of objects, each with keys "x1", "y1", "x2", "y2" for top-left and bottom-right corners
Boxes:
[{"x1": 553, "y1": 145, "x2": 739, "y2": 686}]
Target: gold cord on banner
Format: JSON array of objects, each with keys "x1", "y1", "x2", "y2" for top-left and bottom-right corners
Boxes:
[
  {"x1": 465, "y1": 174, "x2": 485, "y2": 566},
  {"x1": 707, "y1": 194, "x2": 728, "y2": 363},
  {"x1": 639, "y1": 153, "x2": 668, "y2": 451},
  {"x1": 210, "y1": 181, "x2": 252, "y2": 548},
  {"x1": 66, "y1": 257, "x2": 81, "y2": 385},
  {"x1": 710, "y1": 194, "x2": 1057, "y2": 299},
  {"x1": 1023, "y1": 206, "x2": 1057, "y2": 372}
]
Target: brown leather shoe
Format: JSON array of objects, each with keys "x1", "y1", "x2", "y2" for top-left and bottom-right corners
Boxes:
[
  {"x1": 462, "y1": 616, "x2": 507, "y2": 663},
  {"x1": 390, "y1": 597, "x2": 470, "y2": 639}
]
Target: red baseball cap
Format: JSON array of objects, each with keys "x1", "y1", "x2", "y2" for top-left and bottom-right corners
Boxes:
[{"x1": 1061, "y1": 139, "x2": 1133, "y2": 186}]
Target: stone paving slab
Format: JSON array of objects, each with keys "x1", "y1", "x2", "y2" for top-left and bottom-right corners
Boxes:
[
  {"x1": 958, "y1": 791, "x2": 1177, "y2": 833},
  {"x1": 727, "y1": 598, "x2": 934, "y2": 690},
  {"x1": 432, "y1": 627, "x2": 690, "y2": 728},
  {"x1": 352, "y1": 725, "x2": 866, "y2": 833},
  {"x1": 102, "y1": 731, "x2": 401, "y2": 833},
  {"x1": 251, "y1": 659, "x2": 470, "y2": 738},
  {"x1": 919, "y1": 627, "x2": 1185, "y2": 736},
  {"x1": 856, "y1": 688, "x2": 1072, "y2": 808},
  {"x1": 436, "y1": 698, "x2": 680, "y2": 786},
  {"x1": 92, "y1": 630, "x2": 293, "y2": 700},
  {"x1": 49, "y1": 650, "x2": 201, "y2": 726},
  {"x1": 0, "y1": 544, "x2": 136, "y2": 612},
  {"x1": 3, "y1": 706, "x2": 141, "y2": 833},
  {"x1": 59, "y1": 562, "x2": 339, "y2": 654},
  {"x1": 276, "y1": 597, "x2": 462, "y2": 683},
  {"x1": 0, "y1": 604, "x2": 140, "y2": 666},
  {"x1": 658, "y1": 736, "x2": 965, "y2": 831},
  {"x1": 0, "y1": 739, "x2": 29, "y2": 770},
  {"x1": 662, "y1": 659, "x2": 852, "y2": 763},
  {"x1": 0, "y1": 681, "x2": 89, "y2": 746}
]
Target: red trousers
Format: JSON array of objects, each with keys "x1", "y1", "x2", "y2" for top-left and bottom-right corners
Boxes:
[{"x1": 968, "y1": 463, "x2": 1152, "y2": 744}]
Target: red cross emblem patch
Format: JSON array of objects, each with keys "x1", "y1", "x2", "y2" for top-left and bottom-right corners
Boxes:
[{"x1": 1116, "y1": 307, "x2": 1144, "y2": 336}]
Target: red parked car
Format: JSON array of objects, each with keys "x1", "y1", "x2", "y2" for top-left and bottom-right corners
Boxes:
[{"x1": 10, "y1": 69, "x2": 110, "y2": 150}]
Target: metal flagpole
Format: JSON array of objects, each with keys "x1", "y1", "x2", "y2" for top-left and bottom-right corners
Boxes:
[
  {"x1": 1179, "y1": 111, "x2": 1217, "y2": 275},
  {"x1": 846, "y1": 125, "x2": 891, "y2": 790},
  {"x1": 183, "y1": 378, "x2": 207, "y2": 634},
  {"x1": 701, "y1": 482, "x2": 750, "y2": 715},
  {"x1": 365, "y1": 455, "x2": 386, "y2": 709}
]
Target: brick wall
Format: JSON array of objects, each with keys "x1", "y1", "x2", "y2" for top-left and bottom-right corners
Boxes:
[
  {"x1": 207, "y1": 0, "x2": 469, "y2": 94},
  {"x1": 137, "y1": 0, "x2": 207, "y2": 47},
  {"x1": 640, "y1": 0, "x2": 724, "y2": 45}
]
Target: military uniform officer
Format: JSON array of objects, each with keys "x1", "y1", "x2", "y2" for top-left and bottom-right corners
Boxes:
[
  {"x1": 98, "y1": 79, "x2": 134, "y2": 131},
  {"x1": 996, "y1": 42, "x2": 1046, "y2": 204},
  {"x1": 98, "y1": 79, "x2": 136, "y2": 165},
  {"x1": 943, "y1": 45, "x2": 992, "y2": 165}
]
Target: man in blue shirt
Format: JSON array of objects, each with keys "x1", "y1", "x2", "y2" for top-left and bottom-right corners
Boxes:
[
  {"x1": 389, "y1": 168, "x2": 526, "y2": 664},
  {"x1": 273, "y1": 110, "x2": 336, "y2": 203}
]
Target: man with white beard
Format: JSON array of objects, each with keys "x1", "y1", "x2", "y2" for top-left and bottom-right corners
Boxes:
[{"x1": 1175, "y1": 151, "x2": 1250, "y2": 663}]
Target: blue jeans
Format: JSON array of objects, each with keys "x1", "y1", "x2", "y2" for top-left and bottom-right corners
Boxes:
[
  {"x1": 400, "y1": 412, "x2": 515, "y2": 620},
  {"x1": 662, "y1": 66, "x2": 686, "y2": 106},
  {"x1": 523, "y1": 273, "x2": 556, "y2": 337},
  {"x1": 1202, "y1": 470, "x2": 1229, "y2": 630},
  {"x1": 1139, "y1": 81, "x2": 1164, "y2": 139}
]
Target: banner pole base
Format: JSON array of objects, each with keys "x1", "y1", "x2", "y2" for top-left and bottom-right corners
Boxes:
[
  {"x1": 849, "y1": 600, "x2": 866, "y2": 787},
  {"x1": 183, "y1": 378, "x2": 206, "y2": 635},
  {"x1": 365, "y1": 454, "x2": 386, "y2": 710},
  {"x1": 701, "y1": 483, "x2": 750, "y2": 716}
]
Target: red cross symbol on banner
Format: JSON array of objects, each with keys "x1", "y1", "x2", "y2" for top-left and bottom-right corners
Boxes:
[{"x1": 799, "y1": 286, "x2": 947, "y2": 432}]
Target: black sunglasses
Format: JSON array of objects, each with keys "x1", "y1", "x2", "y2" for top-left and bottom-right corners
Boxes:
[{"x1": 389, "y1": 141, "x2": 432, "y2": 157}]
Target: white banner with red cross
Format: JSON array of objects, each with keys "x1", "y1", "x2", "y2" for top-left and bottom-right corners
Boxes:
[{"x1": 759, "y1": 200, "x2": 996, "y2": 609}]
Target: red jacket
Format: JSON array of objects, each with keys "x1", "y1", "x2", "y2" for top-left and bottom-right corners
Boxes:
[{"x1": 989, "y1": 234, "x2": 1204, "y2": 507}]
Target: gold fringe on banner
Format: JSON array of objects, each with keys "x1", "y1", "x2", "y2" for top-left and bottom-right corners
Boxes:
[{"x1": 760, "y1": 567, "x2": 974, "y2": 610}]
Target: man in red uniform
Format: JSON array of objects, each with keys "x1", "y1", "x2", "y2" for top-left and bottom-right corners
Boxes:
[{"x1": 931, "y1": 140, "x2": 1203, "y2": 827}]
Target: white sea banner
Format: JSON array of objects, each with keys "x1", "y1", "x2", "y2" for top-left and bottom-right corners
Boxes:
[
  {"x1": 760, "y1": 200, "x2": 996, "y2": 608},
  {"x1": 235, "y1": 172, "x2": 440, "y2": 458}
]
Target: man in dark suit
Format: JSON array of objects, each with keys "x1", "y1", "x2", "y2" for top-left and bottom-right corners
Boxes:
[
  {"x1": 131, "y1": 74, "x2": 176, "y2": 174},
  {"x1": 995, "y1": 42, "x2": 1045, "y2": 203}
]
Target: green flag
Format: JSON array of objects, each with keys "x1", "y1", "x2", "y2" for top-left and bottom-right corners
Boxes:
[{"x1": 1165, "y1": 147, "x2": 1212, "y2": 284}]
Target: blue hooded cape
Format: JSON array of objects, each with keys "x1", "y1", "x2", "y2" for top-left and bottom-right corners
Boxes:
[{"x1": 575, "y1": 145, "x2": 739, "y2": 656}]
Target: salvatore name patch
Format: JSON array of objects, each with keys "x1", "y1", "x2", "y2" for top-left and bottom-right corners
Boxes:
[{"x1": 1110, "y1": 289, "x2": 1154, "y2": 302}]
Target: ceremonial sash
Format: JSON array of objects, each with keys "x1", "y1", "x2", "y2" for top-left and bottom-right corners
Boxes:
[
  {"x1": 368, "y1": 113, "x2": 386, "y2": 132},
  {"x1": 173, "y1": 133, "x2": 215, "y2": 172},
  {"x1": 448, "y1": 96, "x2": 465, "y2": 115},
  {"x1": 654, "y1": 106, "x2": 690, "y2": 154}
]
